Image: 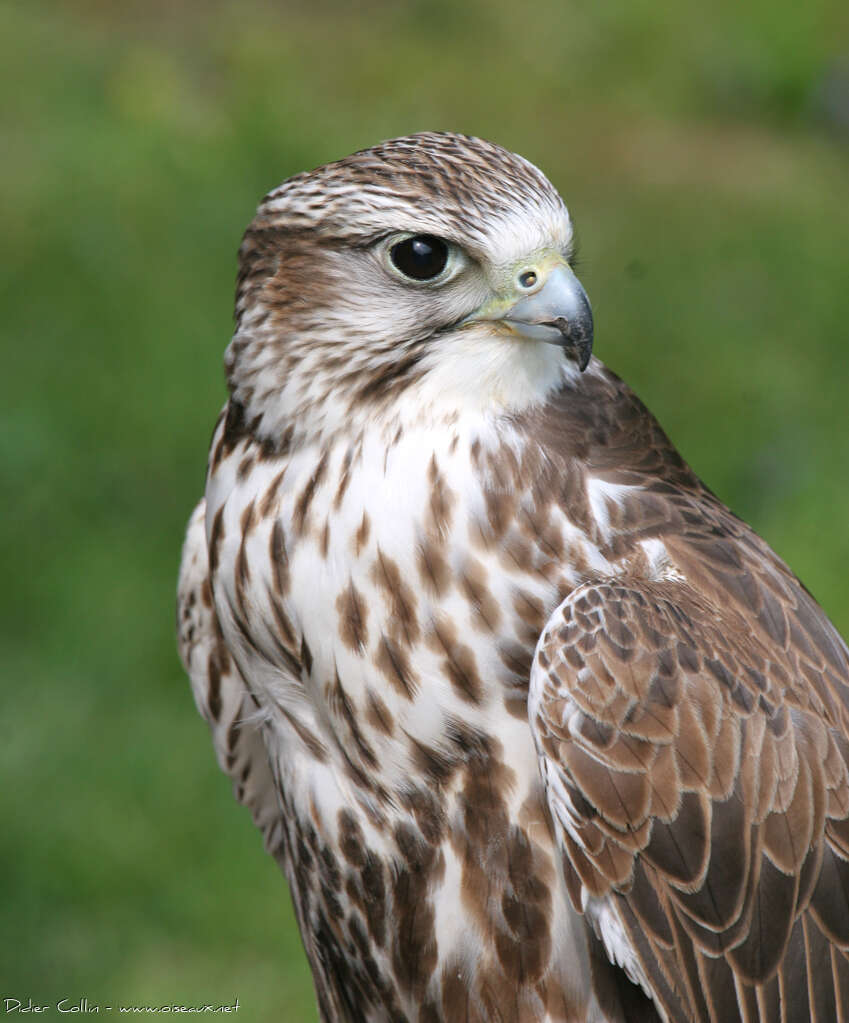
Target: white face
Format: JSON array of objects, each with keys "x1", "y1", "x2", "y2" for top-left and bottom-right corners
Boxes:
[
  {"x1": 315, "y1": 200, "x2": 576, "y2": 345},
  {"x1": 226, "y1": 134, "x2": 589, "y2": 443}
]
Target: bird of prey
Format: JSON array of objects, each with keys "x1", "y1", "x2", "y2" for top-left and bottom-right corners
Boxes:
[{"x1": 177, "y1": 132, "x2": 849, "y2": 1022}]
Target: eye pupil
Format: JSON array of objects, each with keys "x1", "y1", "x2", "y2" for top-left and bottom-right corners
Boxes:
[{"x1": 390, "y1": 235, "x2": 449, "y2": 281}]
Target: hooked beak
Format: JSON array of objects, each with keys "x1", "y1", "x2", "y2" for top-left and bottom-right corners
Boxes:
[
  {"x1": 465, "y1": 262, "x2": 594, "y2": 372},
  {"x1": 504, "y1": 264, "x2": 594, "y2": 371}
]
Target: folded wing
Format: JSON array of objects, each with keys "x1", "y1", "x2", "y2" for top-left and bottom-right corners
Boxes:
[{"x1": 530, "y1": 578, "x2": 849, "y2": 1022}]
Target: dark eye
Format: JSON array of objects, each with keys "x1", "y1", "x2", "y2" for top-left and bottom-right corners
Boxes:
[{"x1": 389, "y1": 235, "x2": 449, "y2": 281}]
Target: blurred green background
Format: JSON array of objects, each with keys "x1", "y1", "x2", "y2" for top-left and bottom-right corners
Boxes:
[{"x1": 2, "y1": 0, "x2": 848, "y2": 1018}]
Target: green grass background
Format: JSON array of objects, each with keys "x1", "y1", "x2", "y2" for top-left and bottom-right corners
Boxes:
[{"x1": 2, "y1": 1, "x2": 848, "y2": 1018}]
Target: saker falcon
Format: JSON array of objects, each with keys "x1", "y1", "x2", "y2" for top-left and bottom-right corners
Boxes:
[{"x1": 177, "y1": 132, "x2": 849, "y2": 1022}]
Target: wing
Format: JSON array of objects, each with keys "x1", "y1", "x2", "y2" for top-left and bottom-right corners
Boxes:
[
  {"x1": 529, "y1": 577, "x2": 849, "y2": 1022},
  {"x1": 177, "y1": 498, "x2": 286, "y2": 859}
]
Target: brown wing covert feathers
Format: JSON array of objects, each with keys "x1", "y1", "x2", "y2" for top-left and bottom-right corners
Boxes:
[{"x1": 532, "y1": 576, "x2": 849, "y2": 1022}]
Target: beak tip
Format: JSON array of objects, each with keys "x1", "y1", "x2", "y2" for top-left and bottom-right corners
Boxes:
[{"x1": 544, "y1": 315, "x2": 594, "y2": 373}]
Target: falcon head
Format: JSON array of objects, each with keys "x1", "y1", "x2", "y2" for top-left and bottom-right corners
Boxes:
[{"x1": 226, "y1": 132, "x2": 592, "y2": 443}]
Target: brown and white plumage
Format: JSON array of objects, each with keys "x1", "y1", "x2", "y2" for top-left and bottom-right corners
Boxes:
[{"x1": 177, "y1": 132, "x2": 849, "y2": 1021}]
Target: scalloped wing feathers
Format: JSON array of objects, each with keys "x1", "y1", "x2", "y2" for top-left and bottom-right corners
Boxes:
[{"x1": 531, "y1": 577, "x2": 849, "y2": 1022}]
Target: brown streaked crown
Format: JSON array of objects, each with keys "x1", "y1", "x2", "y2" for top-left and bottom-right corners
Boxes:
[{"x1": 253, "y1": 132, "x2": 564, "y2": 240}]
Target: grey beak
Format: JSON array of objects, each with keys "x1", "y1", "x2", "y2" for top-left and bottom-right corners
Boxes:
[{"x1": 504, "y1": 265, "x2": 594, "y2": 371}]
